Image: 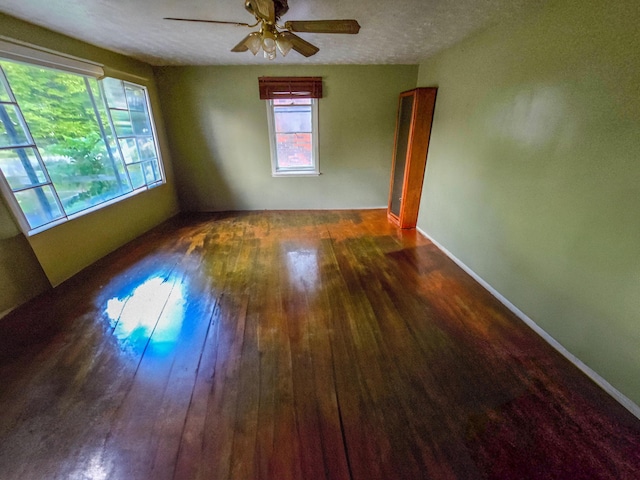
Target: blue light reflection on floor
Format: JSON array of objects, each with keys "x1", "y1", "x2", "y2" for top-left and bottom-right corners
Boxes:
[{"x1": 105, "y1": 275, "x2": 185, "y2": 356}]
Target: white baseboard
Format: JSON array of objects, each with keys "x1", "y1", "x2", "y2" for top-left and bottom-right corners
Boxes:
[{"x1": 416, "y1": 227, "x2": 640, "y2": 420}]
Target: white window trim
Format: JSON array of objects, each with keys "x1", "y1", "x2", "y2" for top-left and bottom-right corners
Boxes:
[
  {"x1": 0, "y1": 168, "x2": 31, "y2": 233},
  {"x1": 0, "y1": 36, "x2": 104, "y2": 78},
  {"x1": 266, "y1": 98, "x2": 320, "y2": 177},
  {"x1": 0, "y1": 169, "x2": 154, "y2": 236}
]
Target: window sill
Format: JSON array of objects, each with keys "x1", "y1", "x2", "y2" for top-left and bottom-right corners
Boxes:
[
  {"x1": 27, "y1": 183, "x2": 162, "y2": 236},
  {"x1": 272, "y1": 171, "x2": 321, "y2": 177}
]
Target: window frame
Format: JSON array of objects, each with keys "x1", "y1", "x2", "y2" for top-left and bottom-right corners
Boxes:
[
  {"x1": 100, "y1": 78, "x2": 165, "y2": 190},
  {"x1": 266, "y1": 98, "x2": 320, "y2": 177},
  {"x1": 0, "y1": 50, "x2": 164, "y2": 236}
]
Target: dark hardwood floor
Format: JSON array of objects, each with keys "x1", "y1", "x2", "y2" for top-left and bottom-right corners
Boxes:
[{"x1": 0, "y1": 210, "x2": 639, "y2": 479}]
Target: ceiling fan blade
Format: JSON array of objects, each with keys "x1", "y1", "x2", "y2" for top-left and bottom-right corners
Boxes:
[
  {"x1": 284, "y1": 20, "x2": 361, "y2": 34},
  {"x1": 249, "y1": 0, "x2": 275, "y2": 23},
  {"x1": 231, "y1": 35, "x2": 251, "y2": 52},
  {"x1": 164, "y1": 17, "x2": 252, "y2": 27},
  {"x1": 281, "y1": 32, "x2": 319, "y2": 57}
]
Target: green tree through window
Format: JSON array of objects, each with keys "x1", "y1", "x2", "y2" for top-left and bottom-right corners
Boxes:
[{"x1": 0, "y1": 59, "x2": 163, "y2": 230}]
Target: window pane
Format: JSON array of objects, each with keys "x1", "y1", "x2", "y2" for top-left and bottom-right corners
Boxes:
[
  {"x1": 14, "y1": 185, "x2": 64, "y2": 228},
  {"x1": 2, "y1": 62, "x2": 133, "y2": 216},
  {"x1": 88, "y1": 79, "x2": 119, "y2": 150},
  {"x1": 274, "y1": 106, "x2": 312, "y2": 133},
  {"x1": 119, "y1": 138, "x2": 140, "y2": 164},
  {"x1": 273, "y1": 98, "x2": 311, "y2": 106},
  {"x1": 124, "y1": 86, "x2": 147, "y2": 112},
  {"x1": 127, "y1": 163, "x2": 145, "y2": 189},
  {"x1": 131, "y1": 111, "x2": 151, "y2": 135},
  {"x1": 105, "y1": 82, "x2": 162, "y2": 189},
  {"x1": 105, "y1": 137, "x2": 124, "y2": 163},
  {"x1": 276, "y1": 133, "x2": 313, "y2": 168},
  {"x1": 102, "y1": 78, "x2": 128, "y2": 110},
  {"x1": 0, "y1": 103, "x2": 30, "y2": 147},
  {"x1": 51, "y1": 158, "x2": 133, "y2": 215},
  {"x1": 137, "y1": 136, "x2": 156, "y2": 160},
  {"x1": 150, "y1": 161, "x2": 160, "y2": 182},
  {"x1": 0, "y1": 76, "x2": 11, "y2": 102},
  {"x1": 87, "y1": 80, "x2": 132, "y2": 192},
  {"x1": 0, "y1": 147, "x2": 47, "y2": 189},
  {"x1": 111, "y1": 109, "x2": 133, "y2": 136},
  {"x1": 142, "y1": 160, "x2": 160, "y2": 183}
]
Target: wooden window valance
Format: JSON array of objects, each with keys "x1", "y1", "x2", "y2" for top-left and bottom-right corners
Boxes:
[{"x1": 258, "y1": 76, "x2": 323, "y2": 100}]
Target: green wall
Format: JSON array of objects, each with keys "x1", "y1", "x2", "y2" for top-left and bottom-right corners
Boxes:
[
  {"x1": 0, "y1": 193, "x2": 50, "y2": 316},
  {"x1": 0, "y1": 13, "x2": 179, "y2": 290},
  {"x1": 154, "y1": 64, "x2": 418, "y2": 211},
  {"x1": 416, "y1": 0, "x2": 640, "y2": 404}
]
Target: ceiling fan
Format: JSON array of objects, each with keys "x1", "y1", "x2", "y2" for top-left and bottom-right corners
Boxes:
[{"x1": 164, "y1": 0, "x2": 361, "y2": 59}]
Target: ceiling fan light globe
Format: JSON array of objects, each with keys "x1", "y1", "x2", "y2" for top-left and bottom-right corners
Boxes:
[
  {"x1": 262, "y1": 36, "x2": 277, "y2": 54},
  {"x1": 276, "y1": 35, "x2": 293, "y2": 56},
  {"x1": 261, "y1": 28, "x2": 277, "y2": 54},
  {"x1": 264, "y1": 50, "x2": 276, "y2": 60},
  {"x1": 245, "y1": 32, "x2": 262, "y2": 55}
]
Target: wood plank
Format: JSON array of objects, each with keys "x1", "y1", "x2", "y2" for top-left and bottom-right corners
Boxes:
[
  {"x1": 197, "y1": 293, "x2": 248, "y2": 480},
  {"x1": 196, "y1": 223, "x2": 255, "y2": 480},
  {"x1": 171, "y1": 294, "x2": 223, "y2": 480},
  {"x1": 315, "y1": 234, "x2": 390, "y2": 480},
  {"x1": 227, "y1": 238, "x2": 262, "y2": 480},
  {"x1": 255, "y1": 228, "x2": 302, "y2": 480},
  {"x1": 147, "y1": 261, "x2": 222, "y2": 478}
]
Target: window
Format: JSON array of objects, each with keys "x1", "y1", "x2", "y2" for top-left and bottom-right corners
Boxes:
[
  {"x1": 266, "y1": 97, "x2": 319, "y2": 176},
  {"x1": 0, "y1": 57, "x2": 163, "y2": 233},
  {"x1": 259, "y1": 76, "x2": 322, "y2": 177}
]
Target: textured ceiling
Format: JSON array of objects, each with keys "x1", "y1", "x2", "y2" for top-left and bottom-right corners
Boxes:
[{"x1": 0, "y1": 0, "x2": 539, "y2": 66}]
